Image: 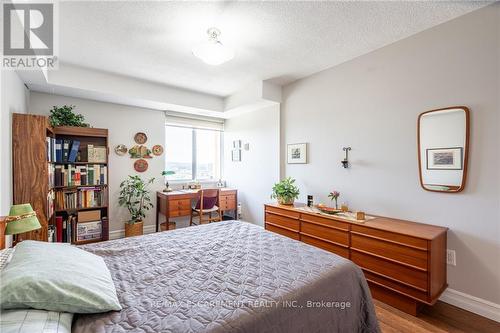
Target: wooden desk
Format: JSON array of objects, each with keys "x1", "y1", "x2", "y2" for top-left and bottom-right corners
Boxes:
[{"x1": 156, "y1": 188, "x2": 238, "y2": 231}]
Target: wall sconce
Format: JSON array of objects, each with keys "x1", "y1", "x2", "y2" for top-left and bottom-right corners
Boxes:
[{"x1": 341, "y1": 147, "x2": 351, "y2": 168}]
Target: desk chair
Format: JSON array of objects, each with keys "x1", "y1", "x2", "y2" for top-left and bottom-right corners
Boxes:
[{"x1": 190, "y1": 189, "x2": 222, "y2": 226}]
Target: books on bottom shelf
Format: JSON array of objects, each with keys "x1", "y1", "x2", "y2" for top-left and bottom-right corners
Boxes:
[{"x1": 52, "y1": 210, "x2": 107, "y2": 243}]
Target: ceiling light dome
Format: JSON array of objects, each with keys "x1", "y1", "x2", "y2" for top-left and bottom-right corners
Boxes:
[{"x1": 192, "y1": 28, "x2": 235, "y2": 66}]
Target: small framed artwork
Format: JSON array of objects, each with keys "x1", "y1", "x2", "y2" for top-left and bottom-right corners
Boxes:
[
  {"x1": 287, "y1": 143, "x2": 307, "y2": 164},
  {"x1": 233, "y1": 140, "x2": 242, "y2": 149},
  {"x1": 426, "y1": 147, "x2": 463, "y2": 170},
  {"x1": 231, "y1": 149, "x2": 241, "y2": 162}
]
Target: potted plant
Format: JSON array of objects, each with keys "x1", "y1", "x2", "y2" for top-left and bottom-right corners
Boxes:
[
  {"x1": 271, "y1": 177, "x2": 300, "y2": 205},
  {"x1": 118, "y1": 175, "x2": 155, "y2": 237},
  {"x1": 161, "y1": 170, "x2": 175, "y2": 192},
  {"x1": 48, "y1": 105, "x2": 90, "y2": 127}
]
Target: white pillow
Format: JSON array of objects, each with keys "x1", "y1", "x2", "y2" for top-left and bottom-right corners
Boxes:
[
  {"x1": 0, "y1": 248, "x2": 14, "y2": 271},
  {"x1": 0, "y1": 309, "x2": 73, "y2": 333}
]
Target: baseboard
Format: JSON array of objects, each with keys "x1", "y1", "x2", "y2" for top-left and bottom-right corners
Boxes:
[
  {"x1": 109, "y1": 225, "x2": 156, "y2": 240},
  {"x1": 440, "y1": 288, "x2": 500, "y2": 322}
]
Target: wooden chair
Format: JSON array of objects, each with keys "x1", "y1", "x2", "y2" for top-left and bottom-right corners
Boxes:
[{"x1": 190, "y1": 189, "x2": 222, "y2": 226}]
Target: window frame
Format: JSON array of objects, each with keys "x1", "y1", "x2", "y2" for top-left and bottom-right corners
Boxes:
[{"x1": 165, "y1": 124, "x2": 223, "y2": 182}]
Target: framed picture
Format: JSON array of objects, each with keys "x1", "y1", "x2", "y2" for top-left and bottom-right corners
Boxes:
[
  {"x1": 287, "y1": 143, "x2": 307, "y2": 164},
  {"x1": 233, "y1": 140, "x2": 241, "y2": 149},
  {"x1": 426, "y1": 147, "x2": 463, "y2": 170},
  {"x1": 231, "y1": 149, "x2": 241, "y2": 162}
]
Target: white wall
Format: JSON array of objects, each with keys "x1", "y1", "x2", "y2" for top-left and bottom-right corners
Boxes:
[
  {"x1": 1, "y1": 71, "x2": 30, "y2": 216},
  {"x1": 29, "y1": 92, "x2": 165, "y2": 234},
  {"x1": 224, "y1": 105, "x2": 280, "y2": 225},
  {"x1": 281, "y1": 4, "x2": 500, "y2": 307}
]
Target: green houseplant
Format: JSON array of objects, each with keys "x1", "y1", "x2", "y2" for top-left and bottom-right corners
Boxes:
[
  {"x1": 271, "y1": 177, "x2": 300, "y2": 205},
  {"x1": 118, "y1": 176, "x2": 155, "y2": 237},
  {"x1": 48, "y1": 105, "x2": 90, "y2": 127}
]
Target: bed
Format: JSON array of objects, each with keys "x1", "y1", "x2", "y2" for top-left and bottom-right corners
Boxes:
[{"x1": 74, "y1": 220, "x2": 380, "y2": 333}]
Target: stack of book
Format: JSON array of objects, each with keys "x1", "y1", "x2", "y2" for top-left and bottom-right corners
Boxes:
[
  {"x1": 78, "y1": 187, "x2": 107, "y2": 208},
  {"x1": 54, "y1": 164, "x2": 107, "y2": 187},
  {"x1": 55, "y1": 191, "x2": 78, "y2": 211},
  {"x1": 55, "y1": 215, "x2": 77, "y2": 243},
  {"x1": 49, "y1": 139, "x2": 107, "y2": 164}
]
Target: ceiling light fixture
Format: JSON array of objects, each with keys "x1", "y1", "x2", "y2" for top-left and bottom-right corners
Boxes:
[{"x1": 192, "y1": 28, "x2": 235, "y2": 66}]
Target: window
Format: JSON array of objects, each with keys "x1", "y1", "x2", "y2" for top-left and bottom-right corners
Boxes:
[{"x1": 165, "y1": 125, "x2": 222, "y2": 181}]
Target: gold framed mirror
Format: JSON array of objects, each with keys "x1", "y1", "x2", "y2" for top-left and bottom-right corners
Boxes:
[{"x1": 418, "y1": 106, "x2": 470, "y2": 193}]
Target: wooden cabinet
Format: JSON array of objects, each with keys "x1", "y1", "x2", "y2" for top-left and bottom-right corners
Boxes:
[{"x1": 264, "y1": 203, "x2": 448, "y2": 316}]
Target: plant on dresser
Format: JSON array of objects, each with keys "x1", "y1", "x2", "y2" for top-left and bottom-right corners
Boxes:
[
  {"x1": 118, "y1": 176, "x2": 155, "y2": 237},
  {"x1": 271, "y1": 177, "x2": 300, "y2": 205}
]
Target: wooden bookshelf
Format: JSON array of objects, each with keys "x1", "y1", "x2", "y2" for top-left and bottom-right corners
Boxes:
[
  {"x1": 53, "y1": 126, "x2": 110, "y2": 244},
  {"x1": 12, "y1": 116, "x2": 109, "y2": 244}
]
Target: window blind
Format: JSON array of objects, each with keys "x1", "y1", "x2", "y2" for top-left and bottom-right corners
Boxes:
[{"x1": 164, "y1": 111, "x2": 224, "y2": 131}]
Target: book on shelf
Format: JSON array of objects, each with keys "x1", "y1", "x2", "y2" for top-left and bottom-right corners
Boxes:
[
  {"x1": 80, "y1": 145, "x2": 107, "y2": 163},
  {"x1": 76, "y1": 210, "x2": 102, "y2": 242},
  {"x1": 54, "y1": 214, "x2": 77, "y2": 243},
  {"x1": 55, "y1": 187, "x2": 107, "y2": 210},
  {"x1": 46, "y1": 190, "x2": 55, "y2": 219},
  {"x1": 54, "y1": 164, "x2": 107, "y2": 187},
  {"x1": 46, "y1": 137, "x2": 56, "y2": 162}
]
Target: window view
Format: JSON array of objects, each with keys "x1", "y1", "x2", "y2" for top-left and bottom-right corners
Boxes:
[{"x1": 165, "y1": 125, "x2": 221, "y2": 181}]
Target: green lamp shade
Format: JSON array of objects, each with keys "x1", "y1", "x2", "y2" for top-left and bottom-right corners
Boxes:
[{"x1": 5, "y1": 204, "x2": 42, "y2": 235}]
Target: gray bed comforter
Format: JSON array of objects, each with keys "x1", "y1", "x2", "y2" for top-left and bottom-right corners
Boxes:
[{"x1": 74, "y1": 221, "x2": 379, "y2": 333}]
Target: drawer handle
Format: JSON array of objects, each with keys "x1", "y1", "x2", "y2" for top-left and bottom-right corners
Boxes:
[
  {"x1": 265, "y1": 211, "x2": 299, "y2": 220},
  {"x1": 360, "y1": 267, "x2": 428, "y2": 293},
  {"x1": 351, "y1": 248, "x2": 428, "y2": 272},
  {"x1": 351, "y1": 231, "x2": 428, "y2": 251}
]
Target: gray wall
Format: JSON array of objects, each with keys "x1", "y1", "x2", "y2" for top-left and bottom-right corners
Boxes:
[
  {"x1": 224, "y1": 105, "x2": 280, "y2": 225},
  {"x1": 1, "y1": 71, "x2": 29, "y2": 218},
  {"x1": 281, "y1": 4, "x2": 500, "y2": 304}
]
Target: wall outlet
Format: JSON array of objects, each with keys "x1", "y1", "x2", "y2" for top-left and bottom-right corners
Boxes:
[{"x1": 446, "y1": 249, "x2": 456, "y2": 266}]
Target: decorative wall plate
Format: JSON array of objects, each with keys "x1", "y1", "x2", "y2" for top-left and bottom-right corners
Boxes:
[
  {"x1": 134, "y1": 159, "x2": 148, "y2": 172},
  {"x1": 134, "y1": 132, "x2": 148, "y2": 144},
  {"x1": 152, "y1": 144, "x2": 164, "y2": 156},
  {"x1": 114, "y1": 144, "x2": 128, "y2": 156},
  {"x1": 129, "y1": 145, "x2": 153, "y2": 159}
]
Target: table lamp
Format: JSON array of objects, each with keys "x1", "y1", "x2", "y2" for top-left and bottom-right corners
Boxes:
[{"x1": 5, "y1": 204, "x2": 42, "y2": 243}]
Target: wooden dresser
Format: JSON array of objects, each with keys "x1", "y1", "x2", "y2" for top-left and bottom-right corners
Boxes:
[{"x1": 264, "y1": 203, "x2": 448, "y2": 316}]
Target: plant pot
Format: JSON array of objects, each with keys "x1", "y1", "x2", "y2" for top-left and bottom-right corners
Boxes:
[
  {"x1": 278, "y1": 197, "x2": 295, "y2": 205},
  {"x1": 125, "y1": 221, "x2": 143, "y2": 237}
]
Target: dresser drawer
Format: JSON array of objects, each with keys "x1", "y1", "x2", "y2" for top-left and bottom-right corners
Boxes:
[
  {"x1": 169, "y1": 199, "x2": 191, "y2": 212},
  {"x1": 169, "y1": 209, "x2": 191, "y2": 217},
  {"x1": 219, "y1": 195, "x2": 236, "y2": 210},
  {"x1": 265, "y1": 206, "x2": 300, "y2": 219},
  {"x1": 362, "y1": 269, "x2": 429, "y2": 302},
  {"x1": 265, "y1": 212, "x2": 300, "y2": 231},
  {"x1": 351, "y1": 234, "x2": 428, "y2": 270},
  {"x1": 351, "y1": 225, "x2": 428, "y2": 250},
  {"x1": 301, "y1": 221, "x2": 349, "y2": 246},
  {"x1": 266, "y1": 223, "x2": 299, "y2": 240},
  {"x1": 300, "y1": 214, "x2": 349, "y2": 231},
  {"x1": 301, "y1": 234, "x2": 349, "y2": 258},
  {"x1": 351, "y1": 250, "x2": 428, "y2": 291}
]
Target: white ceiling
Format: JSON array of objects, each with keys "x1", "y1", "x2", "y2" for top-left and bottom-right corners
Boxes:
[{"x1": 58, "y1": 1, "x2": 490, "y2": 97}]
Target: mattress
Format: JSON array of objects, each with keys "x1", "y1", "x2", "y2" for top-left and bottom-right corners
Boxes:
[{"x1": 74, "y1": 220, "x2": 379, "y2": 333}]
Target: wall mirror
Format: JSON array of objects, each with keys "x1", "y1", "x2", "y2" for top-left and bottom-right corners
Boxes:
[{"x1": 418, "y1": 106, "x2": 469, "y2": 193}]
